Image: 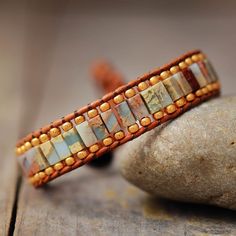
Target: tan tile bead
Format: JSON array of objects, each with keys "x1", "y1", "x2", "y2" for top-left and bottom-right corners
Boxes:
[
  {"x1": 114, "y1": 131, "x2": 125, "y2": 140},
  {"x1": 75, "y1": 115, "x2": 85, "y2": 125},
  {"x1": 49, "y1": 128, "x2": 60, "y2": 137},
  {"x1": 88, "y1": 109, "x2": 98, "y2": 118},
  {"x1": 45, "y1": 167, "x2": 54, "y2": 175},
  {"x1": 128, "y1": 124, "x2": 139, "y2": 134},
  {"x1": 77, "y1": 150, "x2": 88, "y2": 159},
  {"x1": 153, "y1": 111, "x2": 164, "y2": 120},
  {"x1": 176, "y1": 97, "x2": 186, "y2": 107},
  {"x1": 89, "y1": 144, "x2": 99, "y2": 153},
  {"x1": 62, "y1": 122, "x2": 73, "y2": 131},
  {"x1": 31, "y1": 137, "x2": 40, "y2": 147},
  {"x1": 54, "y1": 162, "x2": 63, "y2": 171},
  {"x1": 186, "y1": 93, "x2": 195, "y2": 102},
  {"x1": 100, "y1": 102, "x2": 110, "y2": 112},
  {"x1": 166, "y1": 104, "x2": 177, "y2": 114},
  {"x1": 140, "y1": 117, "x2": 151, "y2": 126},
  {"x1": 138, "y1": 82, "x2": 148, "y2": 91},
  {"x1": 113, "y1": 94, "x2": 124, "y2": 104},
  {"x1": 103, "y1": 137, "x2": 113, "y2": 146},
  {"x1": 65, "y1": 157, "x2": 75, "y2": 166}
]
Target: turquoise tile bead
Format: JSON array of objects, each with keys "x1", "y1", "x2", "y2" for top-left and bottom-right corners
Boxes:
[
  {"x1": 89, "y1": 115, "x2": 109, "y2": 140},
  {"x1": 101, "y1": 109, "x2": 120, "y2": 133},
  {"x1": 62, "y1": 128, "x2": 85, "y2": 154},
  {"x1": 51, "y1": 134, "x2": 71, "y2": 160},
  {"x1": 40, "y1": 141, "x2": 60, "y2": 165}
]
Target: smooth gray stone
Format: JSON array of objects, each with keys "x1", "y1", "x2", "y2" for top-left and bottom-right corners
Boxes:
[{"x1": 117, "y1": 96, "x2": 236, "y2": 210}]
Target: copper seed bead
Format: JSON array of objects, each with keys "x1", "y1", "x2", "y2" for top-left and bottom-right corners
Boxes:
[
  {"x1": 186, "y1": 93, "x2": 195, "y2": 102},
  {"x1": 153, "y1": 111, "x2": 164, "y2": 120},
  {"x1": 20, "y1": 145, "x2": 26, "y2": 154},
  {"x1": 54, "y1": 162, "x2": 63, "y2": 171},
  {"x1": 39, "y1": 172, "x2": 46, "y2": 179},
  {"x1": 195, "y1": 89, "x2": 203, "y2": 97},
  {"x1": 113, "y1": 94, "x2": 124, "y2": 104},
  {"x1": 88, "y1": 109, "x2": 98, "y2": 118},
  {"x1": 100, "y1": 102, "x2": 110, "y2": 112},
  {"x1": 202, "y1": 87, "x2": 209, "y2": 95},
  {"x1": 128, "y1": 124, "x2": 139, "y2": 134},
  {"x1": 65, "y1": 157, "x2": 75, "y2": 166},
  {"x1": 160, "y1": 71, "x2": 170, "y2": 79},
  {"x1": 185, "y1": 57, "x2": 193, "y2": 65},
  {"x1": 198, "y1": 53, "x2": 205, "y2": 60},
  {"x1": 34, "y1": 173, "x2": 40, "y2": 182},
  {"x1": 89, "y1": 144, "x2": 99, "y2": 153},
  {"x1": 31, "y1": 137, "x2": 40, "y2": 147},
  {"x1": 125, "y1": 88, "x2": 136, "y2": 98},
  {"x1": 140, "y1": 117, "x2": 151, "y2": 126},
  {"x1": 114, "y1": 131, "x2": 125, "y2": 140},
  {"x1": 62, "y1": 122, "x2": 73, "y2": 132},
  {"x1": 16, "y1": 147, "x2": 22, "y2": 156},
  {"x1": 75, "y1": 115, "x2": 85, "y2": 125},
  {"x1": 166, "y1": 104, "x2": 176, "y2": 114},
  {"x1": 206, "y1": 84, "x2": 213, "y2": 92},
  {"x1": 179, "y1": 62, "x2": 187, "y2": 69},
  {"x1": 45, "y1": 167, "x2": 54, "y2": 175},
  {"x1": 39, "y1": 134, "x2": 49, "y2": 143},
  {"x1": 149, "y1": 76, "x2": 160, "y2": 85},
  {"x1": 49, "y1": 128, "x2": 60, "y2": 137},
  {"x1": 103, "y1": 137, "x2": 113, "y2": 146},
  {"x1": 170, "y1": 66, "x2": 180, "y2": 74},
  {"x1": 191, "y1": 55, "x2": 199, "y2": 62},
  {"x1": 24, "y1": 141, "x2": 32, "y2": 151},
  {"x1": 77, "y1": 150, "x2": 88, "y2": 159},
  {"x1": 138, "y1": 82, "x2": 148, "y2": 91},
  {"x1": 176, "y1": 97, "x2": 186, "y2": 107}
]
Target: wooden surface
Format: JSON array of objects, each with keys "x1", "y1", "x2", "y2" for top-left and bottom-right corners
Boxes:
[{"x1": 1, "y1": 1, "x2": 236, "y2": 235}]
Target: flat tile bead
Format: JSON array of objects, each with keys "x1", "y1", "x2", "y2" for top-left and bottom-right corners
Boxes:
[
  {"x1": 27, "y1": 146, "x2": 48, "y2": 174},
  {"x1": 204, "y1": 59, "x2": 218, "y2": 82},
  {"x1": 189, "y1": 63, "x2": 208, "y2": 88},
  {"x1": 172, "y1": 72, "x2": 193, "y2": 95},
  {"x1": 75, "y1": 121, "x2": 98, "y2": 147},
  {"x1": 182, "y1": 67, "x2": 200, "y2": 91},
  {"x1": 127, "y1": 94, "x2": 150, "y2": 120},
  {"x1": 40, "y1": 141, "x2": 60, "y2": 165},
  {"x1": 101, "y1": 109, "x2": 120, "y2": 133},
  {"x1": 51, "y1": 134, "x2": 71, "y2": 160},
  {"x1": 115, "y1": 101, "x2": 136, "y2": 126},
  {"x1": 62, "y1": 128, "x2": 85, "y2": 154},
  {"x1": 152, "y1": 82, "x2": 173, "y2": 108},
  {"x1": 197, "y1": 61, "x2": 212, "y2": 83},
  {"x1": 141, "y1": 87, "x2": 162, "y2": 114},
  {"x1": 18, "y1": 154, "x2": 31, "y2": 176},
  {"x1": 89, "y1": 115, "x2": 109, "y2": 140},
  {"x1": 162, "y1": 76, "x2": 184, "y2": 101}
]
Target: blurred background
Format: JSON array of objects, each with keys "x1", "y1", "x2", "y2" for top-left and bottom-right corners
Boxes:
[{"x1": 1, "y1": 0, "x2": 236, "y2": 139}]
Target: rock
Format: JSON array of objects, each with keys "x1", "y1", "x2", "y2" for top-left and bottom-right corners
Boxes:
[{"x1": 117, "y1": 96, "x2": 236, "y2": 210}]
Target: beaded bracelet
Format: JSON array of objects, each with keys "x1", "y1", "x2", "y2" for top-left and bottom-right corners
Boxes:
[{"x1": 15, "y1": 50, "x2": 220, "y2": 187}]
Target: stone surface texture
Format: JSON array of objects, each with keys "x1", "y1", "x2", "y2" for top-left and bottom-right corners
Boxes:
[{"x1": 117, "y1": 96, "x2": 236, "y2": 210}]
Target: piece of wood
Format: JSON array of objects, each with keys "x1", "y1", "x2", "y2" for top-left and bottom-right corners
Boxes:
[{"x1": 14, "y1": 165, "x2": 236, "y2": 236}]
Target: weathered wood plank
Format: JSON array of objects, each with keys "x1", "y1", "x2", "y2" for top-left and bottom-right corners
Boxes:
[{"x1": 14, "y1": 165, "x2": 236, "y2": 236}]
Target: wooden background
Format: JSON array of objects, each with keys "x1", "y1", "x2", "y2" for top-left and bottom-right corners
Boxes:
[{"x1": 1, "y1": 1, "x2": 236, "y2": 235}]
